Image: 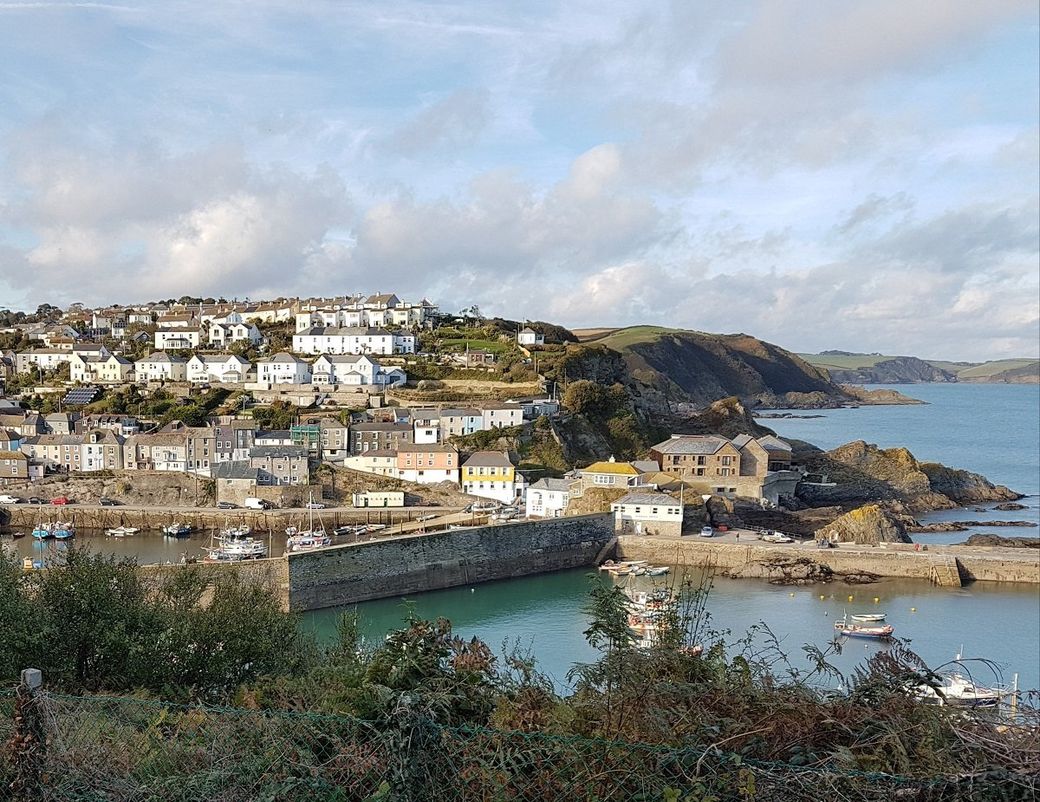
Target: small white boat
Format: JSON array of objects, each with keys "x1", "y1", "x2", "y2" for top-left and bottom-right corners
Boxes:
[
  {"x1": 850, "y1": 613, "x2": 886, "y2": 623},
  {"x1": 106, "y1": 526, "x2": 139, "y2": 537},
  {"x1": 644, "y1": 566, "x2": 669, "y2": 576},
  {"x1": 914, "y1": 673, "x2": 1011, "y2": 708},
  {"x1": 762, "y1": 532, "x2": 794, "y2": 544},
  {"x1": 834, "y1": 617, "x2": 894, "y2": 639},
  {"x1": 164, "y1": 524, "x2": 192, "y2": 538}
]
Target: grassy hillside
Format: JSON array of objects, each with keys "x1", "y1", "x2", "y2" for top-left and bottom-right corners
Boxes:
[
  {"x1": 590, "y1": 326, "x2": 841, "y2": 406},
  {"x1": 800, "y1": 352, "x2": 1039, "y2": 383}
]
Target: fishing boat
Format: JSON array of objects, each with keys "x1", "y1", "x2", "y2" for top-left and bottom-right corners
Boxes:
[
  {"x1": 203, "y1": 527, "x2": 268, "y2": 562},
  {"x1": 285, "y1": 496, "x2": 331, "y2": 553},
  {"x1": 834, "y1": 613, "x2": 894, "y2": 639},
  {"x1": 163, "y1": 523, "x2": 192, "y2": 538},
  {"x1": 32, "y1": 522, "x2": 53, "y2": 540},
  {"x1": 53, "y1": 521, "x2": 75, "y2": 540},
  {"x1": 644, "y1": 566, "x2": 670, "y2": 576},
  {"x1": 850, "y1": 613, "x2": 887, "y2": 623},
  {"x1": 10, "y1": 531, "x2": 25, "y2": 540}
]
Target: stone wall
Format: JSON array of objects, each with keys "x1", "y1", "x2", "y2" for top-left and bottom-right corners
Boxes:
[
  {"x1": 616, "y1": 537, "x2": 1040, "y2": 585},
  {"x1": 287, "y1": 513, "x2": 614, "y2": 611}
]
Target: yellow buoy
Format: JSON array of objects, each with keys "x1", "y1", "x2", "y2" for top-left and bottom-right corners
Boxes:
[
  {"x1": 911, "y1": 607, "x2": 917, "y2": 612},
  {"x1": 789, "y1": 592, "x2": 795, "y2": 597},
  {"x1": 847, "y1": 595, "x2": 854, "y2": 602},
  {"x1": 819, "y1": 595, "x2": 825, "y2": 600},
  {"x1": 874, "y1": 597, "x2": 880, "y2": 603}
]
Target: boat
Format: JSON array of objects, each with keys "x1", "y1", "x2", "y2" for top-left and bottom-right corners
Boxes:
[
  {"x1": 850, "y1": 613, "x2": 886, "y2": 623},
  {"x1": 914, "y1": 673, "x2": 1011, "y2": 708},
  {"x1": 163, "y1": 523, "x2": 192, "y2": 538},
  {"x1": 762, "y1": 532, "x2": 794, "y2": 544},
  {"x1": 834, "y1": 613, "x2": 894, "y2": 639},
  {"x1": 32, "y1": 522, "x2": 53, "y2": 540},
  {"x1": 106, "y1": 526, "x2": 139, "y2": 537},
  {"x1": 10, "y1": 531, "x2": 25, "y2": 540},
  {"x1": 203, "y1": 527, "x2": 268, "y2": 562},
  {"x1": 285, "y1": 495, "x2": 332, "y2": 553},
  {"x1": 53, "y1": 522, "x2": 75, "y2": 540},
  {"x1": 644, "y1": 566, "x2": 669, "y2": 576}
]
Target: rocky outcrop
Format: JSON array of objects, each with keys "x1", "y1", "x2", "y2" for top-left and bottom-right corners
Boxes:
[
  {"x1": 840, "y1": 386, "x2": 925, "y2": 405},
  {"x1": 919, "y1": 463, "x2": 1020, "y2": 505},
  {"x1": 815, "y1": 504, "x2": 912, "y2": 545},
  {"x1": 797, "y1": 441, "x2": 1019, "y2": 513},
  {"x1": 960, "y1": 534, "x2": 1040, "y2": 549}
]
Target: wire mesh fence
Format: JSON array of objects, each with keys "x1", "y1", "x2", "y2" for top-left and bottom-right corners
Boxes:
[{"x1": 1, "y1": 683, "x2": 1036, "y2": 802}]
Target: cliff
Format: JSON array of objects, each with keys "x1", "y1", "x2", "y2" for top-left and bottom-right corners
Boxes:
[
  {"x1": 825, "y1": 357, "x2": 955, "y2": 384},
  {"x1": 557, "y1": 327, "x2": 865, "y2": 411}
]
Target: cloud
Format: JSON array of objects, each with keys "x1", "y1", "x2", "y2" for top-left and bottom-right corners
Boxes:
[
  {"x1": 2, "y1": 135, "x2": 352, "y2": 303},
  {"x1": 383, "y1": 89, "x2": 492, "y2": 156}
]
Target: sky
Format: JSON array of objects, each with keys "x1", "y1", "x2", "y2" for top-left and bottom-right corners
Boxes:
[{"x1": 0, "y1": 1, "x2": 1037, "y2": 361}]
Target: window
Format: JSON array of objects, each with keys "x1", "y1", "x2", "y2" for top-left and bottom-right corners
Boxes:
[
  {"x1": 721, "y1": 456, "x2": 732, "y2": 466},
  {"x1": 697, "y1": 456, "x2": 706, "y2": 466}
]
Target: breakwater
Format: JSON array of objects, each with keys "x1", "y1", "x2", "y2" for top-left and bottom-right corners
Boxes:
[
  {"x1": 287, "y1": 514, "x2": 614, "y2": 611},
  {"x1": 615, "y1": 537, "x2": 1040, "y2": 585}
]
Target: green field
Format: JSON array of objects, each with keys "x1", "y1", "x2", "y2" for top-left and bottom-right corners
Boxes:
[
  {"x1": 799, "y1": 352, "x2": 1039, "y2": 380},
  {"x1": 594, "y1": 325, "x2": 682, "y2": 350},
  {"x1": 437, "y1": 338, "x2": 513, "y2": 354}
]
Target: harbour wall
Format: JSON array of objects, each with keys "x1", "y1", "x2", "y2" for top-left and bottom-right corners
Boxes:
[
  {"x1": 4, "y1": 505, "x2": 456, "y2": 534},
  {"x1": 286, "y1": 513, "x2": 614, "y2": 611},
  {"x1": 615, "y1": 537, "x2": 1040, "y2": 585}
]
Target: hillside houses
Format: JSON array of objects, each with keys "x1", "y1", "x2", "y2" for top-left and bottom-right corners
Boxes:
[{"x1": 292, "y1": 326, "x2": 416, "y2": 356}]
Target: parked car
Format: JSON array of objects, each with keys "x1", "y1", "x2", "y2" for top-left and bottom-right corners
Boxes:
[
  {"x1": 98, "y1": 497, "x2": 120, "y2": 507},
  {"x1": 50, "y1": 496, "x2": 72, "y2": 506},
  {"x1": 699, "y1": 526, "x2": 715, "y2": 538},
  {"x1": 305, "y1": 501, "x2": 326, "y2": 509},
  {"x1": 0, "y1": 494, "x2": 22, "y2": 504},
  {"x1": 217, "y1": 501, "x2": 238, "y2": 509},
  {"x1": 28, "y1": 496, "x2": 45, "y2": 505}
]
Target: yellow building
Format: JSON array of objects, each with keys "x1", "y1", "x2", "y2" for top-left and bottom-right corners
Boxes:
[{"x1": 462, "y1": 450, "x2": 517, "y2": 504}]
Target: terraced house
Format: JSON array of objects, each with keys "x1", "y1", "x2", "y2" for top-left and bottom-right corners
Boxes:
[{"x1": 461, "y1": 450, "x2": 519, "y2": 504}]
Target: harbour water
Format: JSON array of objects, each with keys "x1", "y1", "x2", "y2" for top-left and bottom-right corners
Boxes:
[{"x1": 306, "y1": 382, "x2": 1039, "y2": 691}]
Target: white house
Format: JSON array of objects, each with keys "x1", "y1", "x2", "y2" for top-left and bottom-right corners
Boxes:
[
  {"x1": 135, "y1": 352, "x2": 188, "y2": 383},
  {"x1": 525, "y1": 477, "x2": 570, "y2": 519},
  {"x1": 69, "y1": 354, "x2": 134, "y2": 384},
  {"x1": 292, "y1": 326, "x2": 395, "y2": 356},
  {"x1": 15, "y1": 349, "x2": 75, "y2": 374},
  {"x1": 611, "y1": 492, "x2": 684, "y2": 536},
  {"x1": 481, "y1": 402, "x2": 524, "y2": 430},
  {"x1": 517, "y1": 327, "x2": 545, "y2": 346},
  {"x1": 208, "y1": 321, "x2": 262, "y2": 348},
  {"x1": 186, "y1": 354, "x2": 252, "y2": 384},
  {"x1": 256, "y1": 352, "x2": 312, "y2": 385},
  {"x1": 342, "y1": 449, "x2": 398, "y2": 477},
  {"x1": 412, "y1": 413, "x2": 440, "y2": 444},
  {"x1": 154, "y1": 328, "x2": 201, "y2": 350},
  {"x1": 311, "y1": 354, "x2": 379, "y2": 385}
]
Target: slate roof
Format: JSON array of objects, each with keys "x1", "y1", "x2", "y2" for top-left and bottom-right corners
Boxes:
[
  {"x1": 462, "y1": 451, "x2": 513, "y2": 468},
  {"x1": 651, "y1": 435, "x2": 732, "y2": 455},
  {"x1": 528, "y1": 478, "x2": 570, "y2": 493},
  {"x1": 613, "y1": 492, "x2": 680, "y2": 507}
]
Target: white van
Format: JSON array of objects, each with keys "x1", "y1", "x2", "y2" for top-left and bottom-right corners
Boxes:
[{"x1": 244, "y1": 497, "x2": 272, "y2": 510}]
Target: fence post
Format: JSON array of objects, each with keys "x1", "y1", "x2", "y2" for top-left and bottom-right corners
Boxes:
[
  {"x1": 388, "y1": 696, "x2": 435, "y2": 802},
  {"x1": 9, "y1": 668, "x2": 45, "y2": 802}
]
